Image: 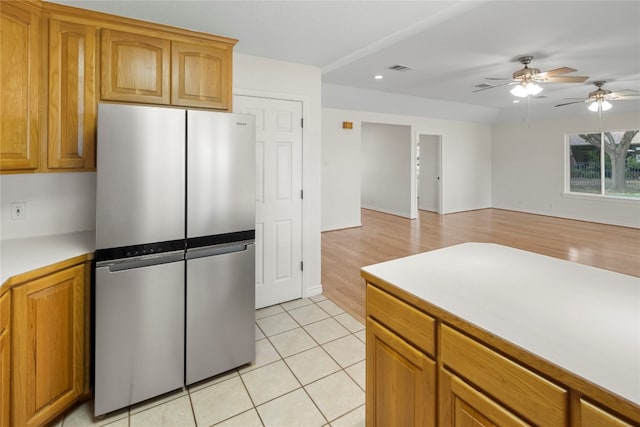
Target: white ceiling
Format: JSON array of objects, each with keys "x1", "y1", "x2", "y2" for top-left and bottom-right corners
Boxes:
[{"x1": 51, "y1": 0, "x2": 640, "y2": 122}]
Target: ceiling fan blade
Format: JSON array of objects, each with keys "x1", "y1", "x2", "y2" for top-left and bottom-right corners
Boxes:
[
  {"x1": 608, "y1": 89, "x2": 639, "y2": 98},
  {"x1": 539, "y1": 67, "x2": 577, "y2": 77},
  {"x1": 554, "y1": 99, "x2": 588, "y2": 107},
  {"x1": 472, "y1": 82, "x2": 511, "y2": 92},
  {"x1": 485, "y1": 77, "x2": 511, "y2": 81},
  {"x1": 540, "y1": 75, "x2": 589, "y2": 83},
  {"x1": 610, "y1": 95, "x2": 640, "y2": 101},
  {"x1": 473, "y1": 80, "x2": 517, "y2": 92}
]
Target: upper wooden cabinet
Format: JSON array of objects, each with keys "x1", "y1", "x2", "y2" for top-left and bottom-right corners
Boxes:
[
  {"x1": 100, "y1": 29, "x2": 171, "y2": 104},
  {"x1": 46, "y1": 15, "x2": 98, "y2": 170},
  {"x1": 172, "y1": 40, "x2": 232, "y2": 109},
  {"x1": 0, "y1": 1, "x2": 40, "y2": 172},
  {"x1": 100, "y1": 31, "x2": 234, "y2": 110},
  {"x1": 0, "y1": 1, "x2": 236, "y2": 174}
]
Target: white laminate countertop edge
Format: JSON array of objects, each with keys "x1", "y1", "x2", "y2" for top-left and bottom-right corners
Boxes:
[
  {"x1": 361, "y1": 242, "x2": 640, "y2": 406},
  {"x1": 1, "y1": 231, "x2": 96, "y2": 285}
]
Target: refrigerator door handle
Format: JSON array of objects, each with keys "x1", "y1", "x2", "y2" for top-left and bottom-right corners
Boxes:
[
  {"x1": 97, "y1": 251, "x2": 185, "y2": 272},
  {"x1": 186, "y1": 242, "x2": 252, "y2": 260}
]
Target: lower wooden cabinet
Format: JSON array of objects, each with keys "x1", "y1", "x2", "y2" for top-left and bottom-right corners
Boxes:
[
  {"x1": 440, "y1": 368, "x2": 530, "y2": 427},
  {"x1": 366, "y1": 318, "x2": 436, "y2": 427},
  {"x1": 10, "y1": 260, "x2": 90, "y2": 427},
  {"x1": 440, "y1": 323, "x2": 568, "y2": 426},
  {"x1": 580, "y1": 400, "x2": 634, "y2": 427},
  {"x1": 0, "y1": 292, "x2": 11, "y2": 427}
]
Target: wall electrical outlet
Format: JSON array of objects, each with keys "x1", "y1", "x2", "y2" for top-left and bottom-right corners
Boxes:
[{"x1": 11, "y1": 202, "x2": 26, "y2": 220}]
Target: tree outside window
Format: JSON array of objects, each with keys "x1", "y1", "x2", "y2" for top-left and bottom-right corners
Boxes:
[{"x1": 568, "y1": 130, "x2": 640, "y2": 199}]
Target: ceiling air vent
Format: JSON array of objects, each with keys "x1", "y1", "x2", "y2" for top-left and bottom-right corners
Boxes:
[{"x1": 387, "y1": 64, "x2": 413, "y2": 72}]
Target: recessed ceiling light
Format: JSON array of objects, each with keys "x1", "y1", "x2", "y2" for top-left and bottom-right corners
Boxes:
[
  {"x1": 374, "y1": 75, "x2": 384, "y2": 80},
  {"x1": 513, "y1": 100, "x2": 520, "y2": 103}
]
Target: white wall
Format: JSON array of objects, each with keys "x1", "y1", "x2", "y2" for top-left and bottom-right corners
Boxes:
[
  {"x1": 361, "y1": 123, "x2": 412, "y2": 217},
  {"x1": 492, "y1": 111, "x2": 640, "y2": 228},
  {"x1": 321, "y1": 107, "x2": 493, "y2": 231},
  {"x1": 1, "y1": 172, "x2": 96, "y2": 240},
  {"x1": 321, "y1": 119, "x2": 362, "y2": 231},
  {"x1": 234, "y1": 53, "x2": 323, "y2": 297}
]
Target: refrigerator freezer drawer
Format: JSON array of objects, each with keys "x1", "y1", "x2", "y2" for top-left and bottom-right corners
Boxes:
[
  {"x1": 94, "y1": 259, "x2": 185, "y2": 416},
  {"x1": 186, "y1": 244, "x2": 255, "y2": 385}
]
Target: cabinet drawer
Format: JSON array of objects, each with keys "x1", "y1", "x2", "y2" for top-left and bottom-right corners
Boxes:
[
  {"x1": 441, "y1": 324, "x2": 568, "y2": 426},
  {"x1": 0, "y1": 292, "x2": 9, "y2": 333},
  {"x1": 366, "y1": 284, "x2": 435, "y2": 356},
  {"x1": 580, "y1": 400, "x2": 633, "y2": 427}
]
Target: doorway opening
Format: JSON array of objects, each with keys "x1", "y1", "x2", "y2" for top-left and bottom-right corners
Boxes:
[
  {"x1": 417, "y1": 134, "x2": 442, "y2": 214},
  {"x1": 361, "y1": 122, "x2": 413, "y2": 218}
]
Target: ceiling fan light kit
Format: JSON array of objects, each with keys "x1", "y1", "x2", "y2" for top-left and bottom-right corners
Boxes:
[
  {"x1": 510, "y1": 81, "x2": 543, "y2": 98},
  {"x1": 476, "y1": 56, "x2": 593, "y2": 106},
  {"x1": 555, "y1": 80, "x2": 639, "y2": 112},
  {"x1": 588, "y1": 99, "x2": 612, "y2": 112}
]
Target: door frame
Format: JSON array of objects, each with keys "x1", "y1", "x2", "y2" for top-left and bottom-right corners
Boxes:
[
  {"x1": 233, "y1": 88, "x2": 309, "y2": 299},
  {"x1": 414, "y1": 132, "x2": 443, "y2": 216}
]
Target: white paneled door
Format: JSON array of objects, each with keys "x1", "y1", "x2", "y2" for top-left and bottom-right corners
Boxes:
[{"x1": 234, "y1": 95, "x2": 303, "y2": 308}]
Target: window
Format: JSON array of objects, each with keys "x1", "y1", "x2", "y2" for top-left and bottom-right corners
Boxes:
[{"x1": 567, "y1": 130, "x2": 640, "y2": 199}]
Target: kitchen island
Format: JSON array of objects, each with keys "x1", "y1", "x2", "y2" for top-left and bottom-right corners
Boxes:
[{"x1": 362, "y1": 242, "x2": 640, "y2": 426}]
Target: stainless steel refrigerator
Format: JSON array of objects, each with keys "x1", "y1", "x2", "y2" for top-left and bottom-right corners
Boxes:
[{"x1": 94, "y1": 103, "x2": 255, "y2": 416}]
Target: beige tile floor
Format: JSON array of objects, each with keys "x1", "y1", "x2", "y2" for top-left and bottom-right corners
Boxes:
[{"x1": 54, "y1": 294, "x2": 366, "y2": 427}]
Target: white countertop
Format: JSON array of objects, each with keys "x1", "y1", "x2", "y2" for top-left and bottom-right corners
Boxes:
[
  {"x1": 362, "y1": 242, "x2": 640, "y2": 406},
  {"x1": 1, "y1": 231, "x2": 96, "y2": 285}
]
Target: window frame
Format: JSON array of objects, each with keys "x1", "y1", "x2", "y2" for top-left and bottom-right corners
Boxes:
[{"x1": 564, "y1": 129, "x2": 640, "y2": 201}]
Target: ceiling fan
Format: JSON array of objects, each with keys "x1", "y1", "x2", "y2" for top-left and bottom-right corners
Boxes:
[
  {"x1": 554, "y1": 81, "x2": 640, "y2": 111},
  {"x1": 473, "y1": 56, "x2": 589, "y2": 97}
]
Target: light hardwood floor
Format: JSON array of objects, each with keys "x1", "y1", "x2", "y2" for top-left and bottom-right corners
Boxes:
[{"x1": 322, "y1": 208, "x2": 640, "y2": 323}]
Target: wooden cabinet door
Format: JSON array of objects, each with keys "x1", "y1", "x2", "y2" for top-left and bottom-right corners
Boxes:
[
  {"x1": 47, "y1": 16, "x2": 97, "y2": 170},
  {"x1": 439, "y1": 369, "x2": 531, "y2": 427},
  {"x1": 101, "y1": 28, "x2": 170, "y2": 104},
  {"x1": 580, "y1": 400, "x2": 634, "y2": 427},
  {"x1": 171, "y1": 40, "x2": 232, "y2": 110},
  {"x1": 0, "y1": 1, "x2": 40, "y2": 172},
  {"x1": 366, "y1": 318, "x2": 436, "y2": 427},
  {"x1": 11, "y1": 264, "x2": 86, "y2": 427},
  {"x1": 441, "y1": 324, "x2": 568, "y2": 426},
  {"x1": 0, "y1": 292, "x2": 10, "y2": 427}
]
